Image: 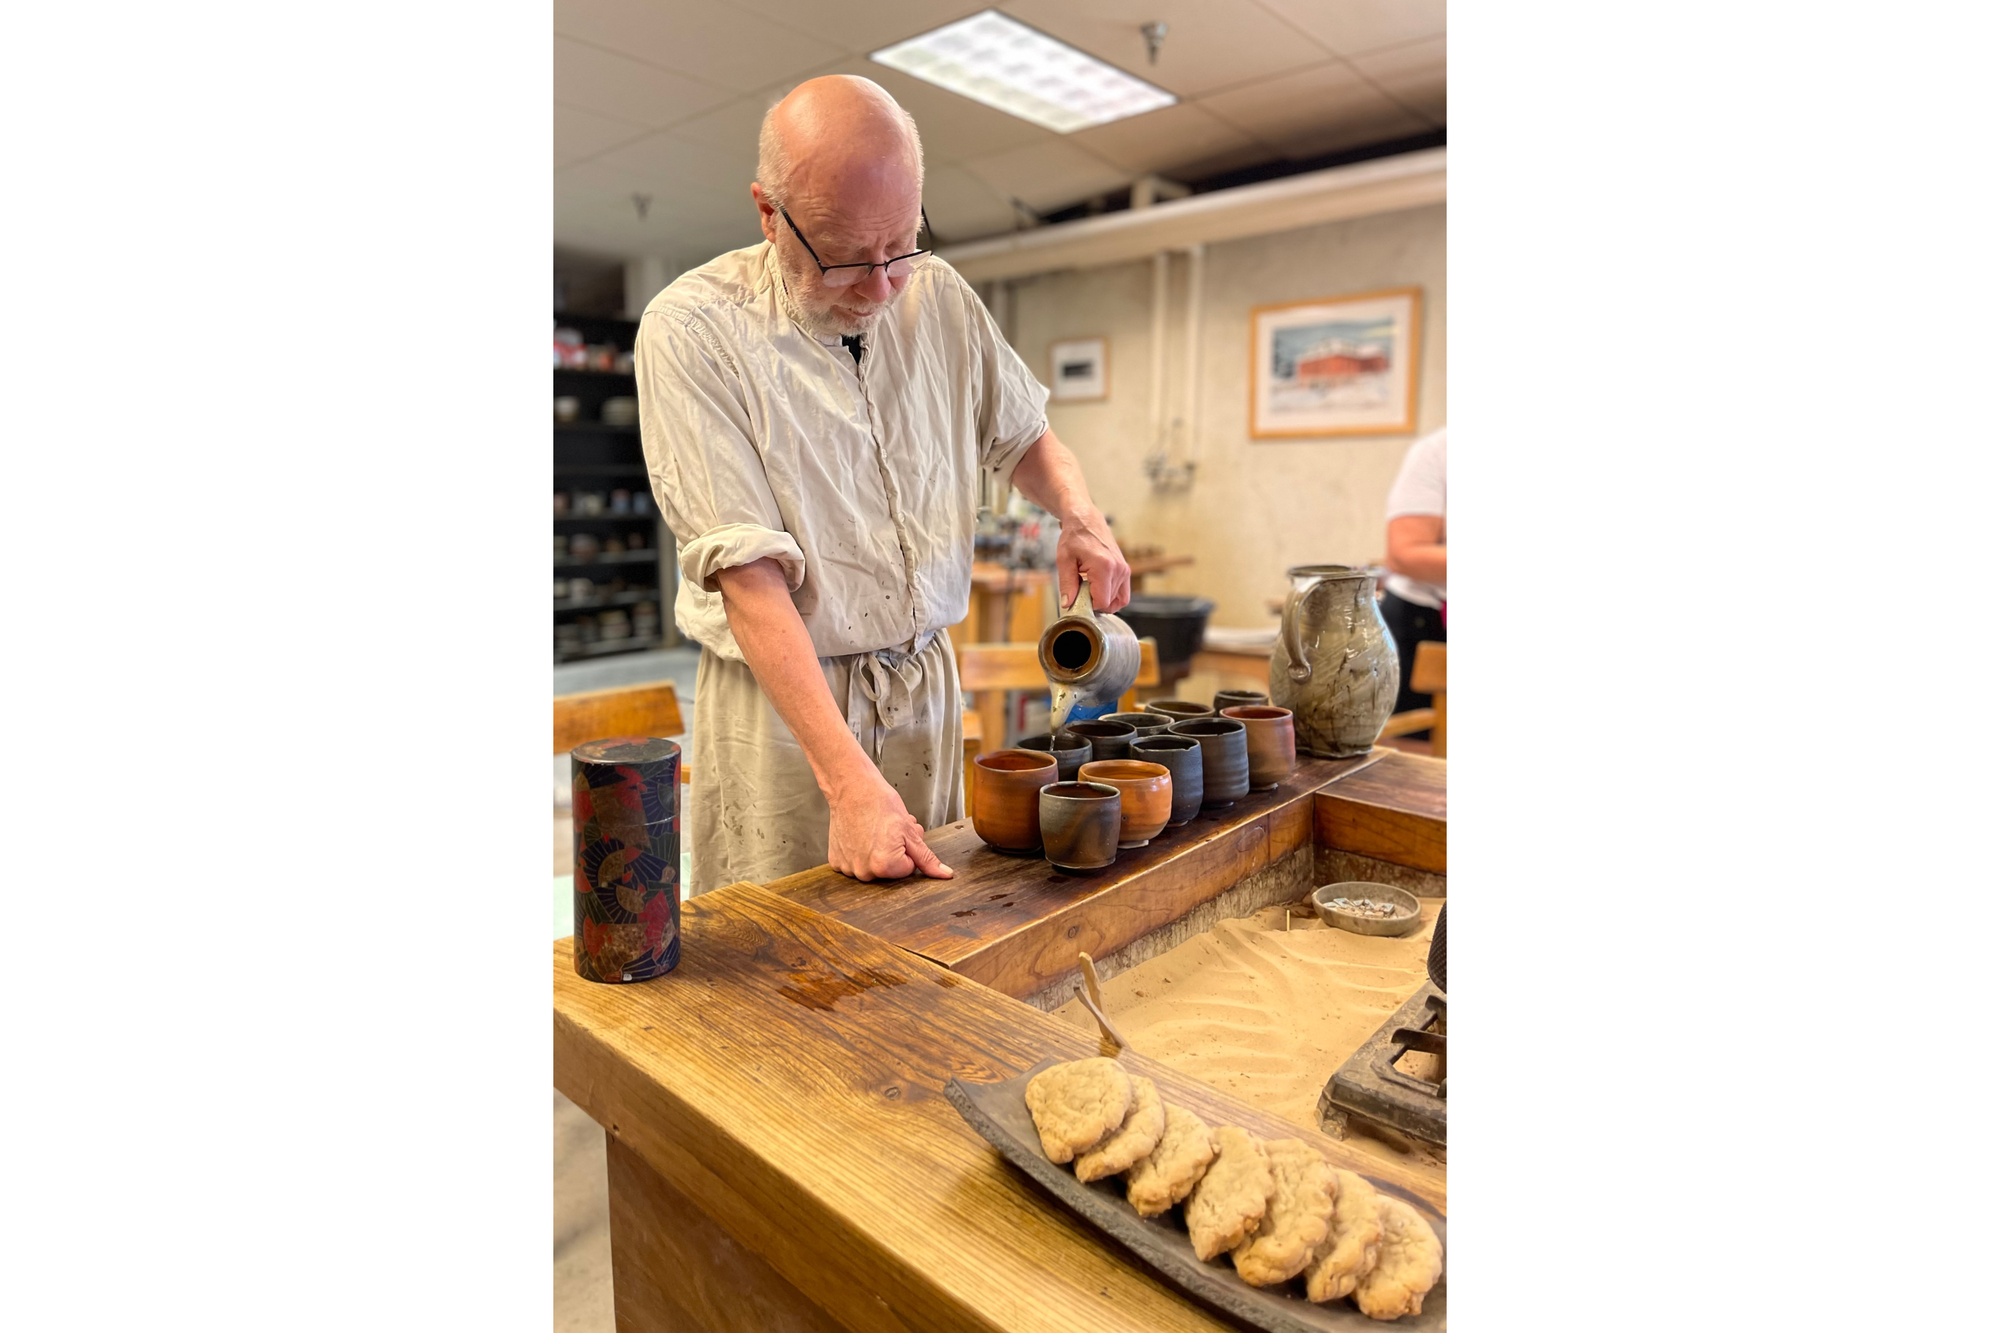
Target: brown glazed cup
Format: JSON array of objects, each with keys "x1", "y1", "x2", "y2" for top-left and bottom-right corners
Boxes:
[
  {"x1": 1213, "y1": 689, "x2": 1270, "y2": 714},
  {"x1": 1145, "y1": 699, "x2": 1214, "y2": 724},
  {"x1": 1222, "y1": 705, "x2": 1298, "y2": 792},
  {"x1": 1130, "y1": 733, "x2": 1204, "y2": 826},
  {"x1": 1104, "y1": 711, "x2": 1173, "y2": 736},
  {"x1": 972, "y1": 749, "x2": 1059, "y2": 853},
  {"x1": 1168, "y1": 716, "x2": 1250, "y2": 807},
  {"x1": 1040, "y1": 781, "x2": 1122, "y2": 871},
  {"x1": 1066, "y1": 718, "x2": 1136, "y2": 763},
  {"x1": 1017, "y1": 731, "x2": 1090, "y2": 782},
  {"x1": 1078, "y1": 759, "x2": 1173, "y2": 848}
]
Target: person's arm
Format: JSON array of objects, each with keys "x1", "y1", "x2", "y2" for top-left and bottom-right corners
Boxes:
[
  {"x1": 1009, "y1": 428, "x2": 1132, "y2": 612},
  {"x1": 714, "y1": 558, "x2": 953, "y2": 884},
  {"x1": 1385, "y1": 514, "x2": 1446, "y2": 586}
]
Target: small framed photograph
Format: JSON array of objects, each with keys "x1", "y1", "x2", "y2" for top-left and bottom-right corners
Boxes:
[
  {"x1": 1249, "y1": 287, "x2": 1422, "y2": 438},
  {"x1": 1048, "y1": 336, "x2": 1109, "y2": 402}
]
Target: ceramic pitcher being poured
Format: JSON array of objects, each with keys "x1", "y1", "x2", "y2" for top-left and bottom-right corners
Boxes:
[
  {"x1": 1039, "y1": 575, "x2": 1141, "y2": 733},
  {"x1": 1269, "y1": 564, "x2": 1400, "y2": 758}
]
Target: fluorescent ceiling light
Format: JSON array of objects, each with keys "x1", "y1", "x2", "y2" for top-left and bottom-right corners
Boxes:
[{"x1": 871, "y1": 10, "x2": 1176, "y2": 134}]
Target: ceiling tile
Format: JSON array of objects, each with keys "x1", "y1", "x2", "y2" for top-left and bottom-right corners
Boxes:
[
  {"x1": 556, "y1": 102, "x2": 652, "y2": 169},
  {"x1": 578, "y1": 131, "x2": 757, "y2": 198},
  {"x1": 997, "y1": 0, "x2": 1331, "y2": 99},
  {"x1": 1255, "y1": 0, "x2": 1445, "y2": 57},
  {"x1": 1200, "y1": 60, "x2": 1428, "y2": 159},
  {"x1": 554, "y1": 36, "x2": 736, "y2": 128},
  {"x1": 724, "y1": 0, "x2": 992, "y2": 53},
  {"x1": 1066, "y1": 101, "x2": 1258, "y2": 177},
  {"x1": 919, "y1": 161, "x2": 1020, "y2": 243},
  {"x1": 1349, "y1": 36, "x2": 1445, "y2": 125},
  {"x1": 959, "y1": 139, "x2": 1132, "y2": 215},
  {"x1": 554, "y1": 0, "x2": 845, "y2": 93}
]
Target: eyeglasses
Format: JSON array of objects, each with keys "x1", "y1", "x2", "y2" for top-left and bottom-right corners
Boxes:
[{"x1": 774, "y1": 201, "x2": 933, "y2": 289}]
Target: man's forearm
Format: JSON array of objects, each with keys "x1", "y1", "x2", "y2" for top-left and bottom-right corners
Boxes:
[
  {"x1": 1010, "y1": 429, "x2": 1096, "y2": 522},
  {"x1": 715, "y1": 559, "x2": 879, "y2": 801},
  {"x1": 1389, "y1": 544, "x2": 1447, "y2": 586}
]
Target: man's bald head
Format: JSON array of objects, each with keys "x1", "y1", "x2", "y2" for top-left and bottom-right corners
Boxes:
[
  {"x1": 756, "y1": 76, "x2": 924, "y2": 213},
  {"x1": 752, "y1": 76, "x2": 928, "y2": 339}
]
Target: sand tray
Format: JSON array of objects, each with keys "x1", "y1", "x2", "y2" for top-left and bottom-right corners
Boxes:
[{"x1": 945, "y1": 1057, "x2": 1446, "y2": 1332}]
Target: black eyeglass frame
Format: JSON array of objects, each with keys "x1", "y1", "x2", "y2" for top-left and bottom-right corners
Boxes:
[{"x1": 773, "y1": 201, "x2": 933, "y2": 283}]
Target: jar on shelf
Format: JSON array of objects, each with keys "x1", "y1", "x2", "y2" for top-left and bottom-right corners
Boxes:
[
  {"x1": 578, "y1": 491, "x2": 605, "y2": 516},
  {"x1": 553, "y1": 491, "x2": 571, "y2": 513},
  {"x1": 609, "y1": 489, "x2": 631, "y2": 514},
  {"x1": 605, "y1": 536, "x2": 626, "y2": 556},
  {"x1": 568, "y1": 533, "x2": 600, "y2": 563}
]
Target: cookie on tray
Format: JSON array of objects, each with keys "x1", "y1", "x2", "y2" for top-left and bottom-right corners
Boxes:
[
  {"x1": 1025, "y1": 1058, "x2": 1133, "y2": 1165},
  {"x1": 1303, "y1": 1169, "x2": 1383, "y2": 1303},
  {"x1": 1124, "y1": 1102, "x2": 1219, "y2": 1217},
  {"x1": 1230, "y1": 1138, "x2": 1335, "y2": 1286},
  {"x1": 1184, "y1": 1126, "x2": 1272, "y2": 1261},
  {"x1": 1075, "y1": 1074, "x2": 1166, "y2": 1183},
  {"x1": 1351, "y1": 1194, "x2": 1443, "y2": 1321}
]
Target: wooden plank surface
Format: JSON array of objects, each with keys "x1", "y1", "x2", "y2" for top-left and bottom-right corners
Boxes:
[
  {"x1": 766, "y1": 754, "x2": 1378, "y2": 998},
  {"x1": 555, "y1": 883, "x2": 1444, "y2": 1333},
  {"x1": 608, "y1": 1134, "x2": 849, "y2": 1333},
  {"x1": 1312, "y1": 751, "x2": 1446, "y2": 874},
  {"x1": 554, "y1": 680, "x2": 685, "y2": 755}
]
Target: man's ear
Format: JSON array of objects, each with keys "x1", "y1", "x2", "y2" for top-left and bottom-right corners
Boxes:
[{"x1": 749, "y1": 182, "x2": 777, "y2": 243}]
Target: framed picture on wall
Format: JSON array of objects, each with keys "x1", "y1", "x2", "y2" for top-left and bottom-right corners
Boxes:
[
  {"x1": 1047, "y1": 336, "x2": 1108, "y2": 402},
  {"x1": 1248, "y1": 287, "x2": 1422, "y2": 438}
]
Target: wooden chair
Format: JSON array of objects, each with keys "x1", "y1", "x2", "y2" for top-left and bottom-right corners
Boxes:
[
  {"x1": 955, "y1": 639, "x2": 1161, "y2": 792},
  {"x1": 554, "y1": 680, "x2": 689, "y2": 782},
  {"x1": 1380, "y1": 641, "x2": 1446, "y2": 759}
]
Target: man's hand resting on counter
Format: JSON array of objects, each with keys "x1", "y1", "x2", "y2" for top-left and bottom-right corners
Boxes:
[{"x1": 826, "y1": 772, "x2": 954, "y2": 883}]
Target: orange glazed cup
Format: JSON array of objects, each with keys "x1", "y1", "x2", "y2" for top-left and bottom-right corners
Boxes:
[
  {"x1": 1077, "y1": 758, "x2": 1173, "y2": 849},
  {"x1": 972, "y1": 749, "x2": 1060, "y2": 853}
]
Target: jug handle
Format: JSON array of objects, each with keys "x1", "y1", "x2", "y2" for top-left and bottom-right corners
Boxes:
[
  {"x1": 1061, "y1": 574, "x2": 1093, "y2": 621},
  {"x1": 1282, "y1": 575, "x2": 1317, "y2": 684}
]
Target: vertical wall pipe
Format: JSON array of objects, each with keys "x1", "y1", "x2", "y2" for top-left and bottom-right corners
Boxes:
[
  {"x1": 1183, "y1": 243, "x2": 1204, "y2": 466},
  {"x1": 1149, "y1": 251, "x2": 1170, "y2": 456}
]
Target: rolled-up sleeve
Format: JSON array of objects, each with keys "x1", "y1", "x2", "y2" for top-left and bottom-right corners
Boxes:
[
  {"x1": 959, "y1": 276, "x2": 1051, "y2": 494},
  {"x1": 636, "y1": 311, "x2": 806, "y2": 593}
]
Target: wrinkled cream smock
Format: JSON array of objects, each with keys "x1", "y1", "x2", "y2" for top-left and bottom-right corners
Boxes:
[{"x1": 636, "y1": 242, "x2": 1050, "y2": 893}]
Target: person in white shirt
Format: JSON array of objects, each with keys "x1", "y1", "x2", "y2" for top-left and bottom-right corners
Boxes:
[
  {"x1": 1380, "y1": 428, "x2": 1445, "y2": 729},
  {"x1": 636, "y1": 76, "x2": 1129, "y2": 894}
]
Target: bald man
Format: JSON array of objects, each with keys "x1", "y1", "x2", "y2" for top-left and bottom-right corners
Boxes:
[{"x1": 636, "y1": 76, "x2": 1130, "y2": 895}]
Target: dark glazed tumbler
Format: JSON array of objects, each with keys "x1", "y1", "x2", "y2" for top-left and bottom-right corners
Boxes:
[
  {"x1": 1168, "y1": 717, "x2": 1250, "y2": 807},
  {"x1": 1130, "y1": 733, "x2": 1204, "y2": 826}
]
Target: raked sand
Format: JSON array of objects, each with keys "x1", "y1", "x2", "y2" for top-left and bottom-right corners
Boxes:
[{"x1": 1054, "y1": 898, "x2": 1445, "y2": 1191}]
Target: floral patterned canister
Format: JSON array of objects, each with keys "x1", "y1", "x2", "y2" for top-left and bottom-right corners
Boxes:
[{"x1": 570, "y1": 736, "x2": 680, "y2": 983}]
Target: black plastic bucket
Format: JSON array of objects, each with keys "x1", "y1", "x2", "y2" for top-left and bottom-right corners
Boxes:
[{"x1": 1114, "y1": 595, "x2": 1214, "y2": 668}]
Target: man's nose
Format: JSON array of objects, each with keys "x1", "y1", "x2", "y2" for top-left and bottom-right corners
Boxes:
[{"x1": 856, "y1": 266, "x2": 895, "y2": 303}]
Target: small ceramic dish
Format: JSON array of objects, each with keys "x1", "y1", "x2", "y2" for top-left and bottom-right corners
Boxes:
[{"x1": 1311, "y1": 882, "x2": 1422, "y2": 937}]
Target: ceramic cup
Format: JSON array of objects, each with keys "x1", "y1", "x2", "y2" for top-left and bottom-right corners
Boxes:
[
  {"x1": 1222, "y1": 705, "x2": 1298, "y2": 792},
  {"x1": 1017, "y1": 732, "x2": 1090, "y2": 782},
  {"x1": 1065, "y1": 718, "x2": 1137, "y2": 763},
  {"x1": 972, "y1": 749, "x2": 1059, "y2": 853},
  {"x1": 1168, "y1": 717, "x2": 1250, "y2": 807},
  {"x1": 1104, "y1": 711, "x2": 1174, "y2": 736},
  {"x1": 1213, "y1": 689, "x2": 1269, "y2": 714},
  {"x1": 1145, "y1": 699, "x2": 1214, "y2": 724},
  {"x1": 1040, "y1": 781, "x2": 1122, "y2": 872},
  {"x1": 1077, "y1": 759, "x2": 1173, "y2": 848},
  {"x1": 1129, "y1": 734, "x2": 1204, "y2": 826}
]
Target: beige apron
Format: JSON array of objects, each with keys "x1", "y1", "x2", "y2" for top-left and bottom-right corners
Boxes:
[{"x1": 689, "y1": 631, "x2": 963, "y2": 895}]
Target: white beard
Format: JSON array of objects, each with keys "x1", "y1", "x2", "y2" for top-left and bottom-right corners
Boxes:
[{"x1": 775, "y1": 259, "x2": 895, "y2": 339}]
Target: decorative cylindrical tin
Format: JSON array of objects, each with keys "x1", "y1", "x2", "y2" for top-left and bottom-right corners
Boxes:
[{"x1": 571, "y1": 736, "x2": 681, "y2": 984}]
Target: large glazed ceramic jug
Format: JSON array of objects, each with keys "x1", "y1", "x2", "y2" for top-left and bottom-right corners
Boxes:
[
  {"x1": 1039, "y1": 576, "x2": 1141, "y2": 732},
  {"x1": 1269, "y1": 564, "x2": 1399, "y2": 758}
]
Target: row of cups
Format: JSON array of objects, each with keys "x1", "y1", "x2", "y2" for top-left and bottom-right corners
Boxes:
[{"x1": 971, "y1": 693, "x2": 1297, "y2": 871}]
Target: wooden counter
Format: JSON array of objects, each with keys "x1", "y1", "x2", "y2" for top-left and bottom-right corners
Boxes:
[
  {"x1": 557, "y1": 746, "x2": 1448, "y2": 1331},
  {"x1": 556, "y1": 882, "x2": 1445, "y2": 1333}
]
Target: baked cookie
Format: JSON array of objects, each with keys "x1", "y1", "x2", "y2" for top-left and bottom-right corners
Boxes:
[
  {"x1": 1351, "y1": 1194, "x2": 1444, "y2": 1321},
  {"x1": 1303, "y1": 1169, "x2": 1383, "y2": 1303},
  {"x1": 1025, "y1": 1058, "x2": 1133, "y2": 1165},
  {"x1": 1183, "y1": 1127, "x2": 1272, "y2": 1261},
  {"x1": 1230, "y1": 1139, "x2": 1335, "y2": 1286},
  {"x1": 1124, "y1": 1102, "x2": 1219, "y2": 1217},
  {"x1": 1076, "y1": 1075, "x2": 1166, "y2": 1183}
]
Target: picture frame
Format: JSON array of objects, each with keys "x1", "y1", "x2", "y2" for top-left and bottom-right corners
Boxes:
[
  {"x1": 1047, "y1": 336, "x2": 1109, "y2": 402},
  {"x1": 1248, "y1": 287, "x2": 1422, "y2": 438}
]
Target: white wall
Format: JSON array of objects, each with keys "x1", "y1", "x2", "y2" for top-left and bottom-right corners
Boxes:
[{"x1": 1008, "y1": 203, "x2": 1445, "y2": 628}]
